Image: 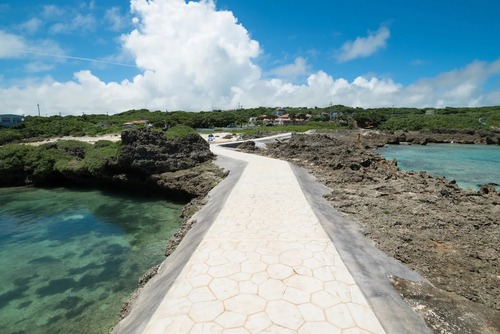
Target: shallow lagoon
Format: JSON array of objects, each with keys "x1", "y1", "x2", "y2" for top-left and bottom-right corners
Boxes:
[
  {"x1": 0, "y1": 187, "x2": 184, "y2": 334},
  {"x1": 377, "y1": 144, "x2": 500, "y2": 190}
]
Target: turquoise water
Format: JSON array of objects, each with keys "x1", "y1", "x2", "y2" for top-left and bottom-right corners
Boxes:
[
  {"x1": 377, "y1": 144, "x2": 500, "y2": 190},
  {"x1": 0, "y1": 187, "x2": 184, "y2": 334}
]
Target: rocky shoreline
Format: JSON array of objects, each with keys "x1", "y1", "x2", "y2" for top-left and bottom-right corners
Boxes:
[{"x1": 240, "y1": 129, "x2": 499, "y2": 333}]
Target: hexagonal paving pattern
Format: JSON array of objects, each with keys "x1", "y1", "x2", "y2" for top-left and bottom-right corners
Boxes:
[{"x1": 141, "y1": 146, "x2": 386, "y2": 334}]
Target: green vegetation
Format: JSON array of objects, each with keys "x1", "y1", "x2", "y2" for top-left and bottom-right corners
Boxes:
[
  {"x1": 83, "y1": 141, "x2": 121, "y2": 175},
  {"x1": 1, "y1": 105, "x2": 499, "y2": 145},
  {"x1": 379, "y1": 110, "x2": 500, "y2": 131},
  {"x1": 0, "y1": 140, "x2": 122, "y2": 183},
  {"x1": 0, "y1": 144, "x2": 32, "y2": 173},
  {"x1": 0, "y1": 129, "x2": 22, "y2": 145},
  {"x1": 163, "y1": 125, "x2": 199, "y2": 140}
]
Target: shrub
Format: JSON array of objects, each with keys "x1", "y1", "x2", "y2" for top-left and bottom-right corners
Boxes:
[
  {"x1": 0, "y1": 144, "x2": 32, "y2": 171},
  {"x1": 163, "y1": 125, "x2": 199, "y2": 140},
  {"x1": 83, "y1": 142, "x2": 121, "y2": 175},
  {"x1": 0, "y1": 129, "x2": 23, "y2": 145}
]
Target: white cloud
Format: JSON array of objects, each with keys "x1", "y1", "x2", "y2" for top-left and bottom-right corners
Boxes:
[
  {"x1": 0, "y1": 30, "x2": 26, "y2": 58},
  {"x1": 24, "y1": 61, "x2": 55, "y2": 73},
  {"x1": 337, "y1": 26, "x2": 390, "y2": 62},
  {"x1": 120, "y1": 0, "x2": 261, "y2": 110},
  {"x1": 41, "y1": 5, "x2": 65, "y2": 18},
  {"x1": 49, "y1": 13, "x2": 97, "y2": 34},
  {"x1": 105, "y1": 7, "x2": 128, "y2": 32},
  {"x1": 1, "y1": 1, "x2": 499, "y2": 116},
  {"x1": 19, "y1": 18, "x2": 43, "y2": 34},
  {"x1": 269, "y1": 57, "x2": 310, "y2": 80},
  {"x1": 0, "y1": 30, "x2": 65, "y2": 61}
]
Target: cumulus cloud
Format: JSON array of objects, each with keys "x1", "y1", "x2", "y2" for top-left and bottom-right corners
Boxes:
[
  {"x1": 120, "y1": 0, "x2": 261, "y2": 110},
  {"x1": 1, "y1": 0, "x2": 500, "y2": 116},
  {"x1": 337, "y1": 26, "x2": 390, "y2": 62},
  {"x1": 269, "y1": 57, "x2": 310, "y2": 81}
]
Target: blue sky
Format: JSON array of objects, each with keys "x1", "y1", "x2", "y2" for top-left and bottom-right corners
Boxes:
[{"x1": 1, "y1": 0, "x2": 499, "y2": 115}]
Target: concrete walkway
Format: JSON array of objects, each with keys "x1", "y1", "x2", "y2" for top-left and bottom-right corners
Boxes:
[{"x1": 140, "y1": 146, "x2": 390, "y2": 333}]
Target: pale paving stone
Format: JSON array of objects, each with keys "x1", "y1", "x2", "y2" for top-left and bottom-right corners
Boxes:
[
  {"x1": 208, "y1": 262, "x2": 241, "y2": 278},
  {"x1": 146, "y1": 314, "x2": 193, "y2": 333},
  {"x1": 191, "y1": 322, "x2": 223, "y2": 333},
  {"x1": 209, "y1": 277, "x2": 239, "y2": 300},
  {"x1": 239, "y1": 280, "x2": 258, "y2": 294},
  {"x1": 261, "y1": 254, "x2": 280, "y2": 265},
  {"x1": 349, "y1": 285, "x2": 370, "y2": 305},
  {"x1": 299, "y1": 322, "x2": 342, "y2": 334},
  {"x1": 244, "y1": 251, "x2": 262, "y2": 261},
  {"x1": 284, "y1": 274, "x2": 324, "y2": 294},
  {"x1": 283, "y1": 286, "x2": 310, "y2": 304},
  {"x1": 313, "y1": 266, "x2": 336, "y2": 281},
  {"x1": 261, "y1": 324, "x2": 296, "y2": 333},
  {"x1": 266, "y1": 300, "x2": 305, "y2": 330},
  {"x1": 189, "y1": 300, "x2": 225, "y2": 322},
  {"x1": 258, "y1": 279, "x2": 286, "y2": 300},
  {"x1": 223, "y1": 328, "x2": 251, "y2": 334},
  {"x1": 188, "y1": 273, "x2": 213, "y2": 288},
  {"x1": 298, "y1": 303, "x2": 326, "y2": 322},
  {"x1": 188, "y1": 286, "x2": 216, "y2": 303},
  {"x1": 206, "y1": 255, "x2": 230, "y2": 266},
  {"x1": 324, "y1": 281, "x2": 353, "y2": 303},
  {"x1": 293, "y1": 265, "x2": 313, "y2": 276},
  {"x1": 224, "y1": 294, "x2": 266, "y2": 315},
  {"x1": 241, "y1": 259, "x2": 268, "y2": 274},
  {"x1": 154, "y1": 297, "x2": 191, "y2": 317},
  {"x1": 215, "y1": 311, "x2": 247, "y2": 328},
  {"x1": 348, "y1": 303, "x2": 386, "y2": 333},
  {"x1": 229, "y1": 272, "x2": 252, "y2": 282},
  {"x1": 223, "y1": 250, "x2": 247, "y2": 263},
  {"x1": 244, "y1": 312, "x2": 272, "y2": 333},
  {"x1": 186, "y1": 263, "x2": 210, "y2": 278},
  {"x1": 251, "y1": 271, "x2": 269, "y2": 285},
  {"x1": 166, "y1": 280, "x2": 192, "y2": 298},
  {"x1": 267, "y1": 263, "x2": 294, "y2": 280},
  {"x1": 342, "y1": 328, "x2": 375, "y2": 334},
  {"x1": 303, "y1": 258, "x2": 325, "y2": 270},
  {"x1": 312, "y1": 290, "x2": 342, "y2": 309},
  {"x1": 332, "y1": 266, "x2": 357, "y2": 285},
  {"x1": 325, "y1": 304, "x2": 357, "y2": 329}
]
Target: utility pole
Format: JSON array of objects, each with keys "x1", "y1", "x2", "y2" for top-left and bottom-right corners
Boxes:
[{"x1": 37, "y1": 104, "x2": 41, "y2": 117}]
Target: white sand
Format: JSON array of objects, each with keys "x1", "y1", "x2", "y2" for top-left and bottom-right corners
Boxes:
[
  {"x1": 200, "y1": 132, "x2": 243, "y2": 144},
  {"x1": 25, "y1": 134, "x2": 122, "y2": 146}
]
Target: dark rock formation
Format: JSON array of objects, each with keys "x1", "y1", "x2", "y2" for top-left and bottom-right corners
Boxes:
[{"x1": 119, "y1": 129, "x2": 214, "y2": 175}]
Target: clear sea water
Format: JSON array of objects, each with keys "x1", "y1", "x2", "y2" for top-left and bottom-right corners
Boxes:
[
  {"x1": 377, "y1": 144, "x2": 500, "y2": 190},
  {"x1": 0, "y1": 187, "x2": 184, "y2": 334}
]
